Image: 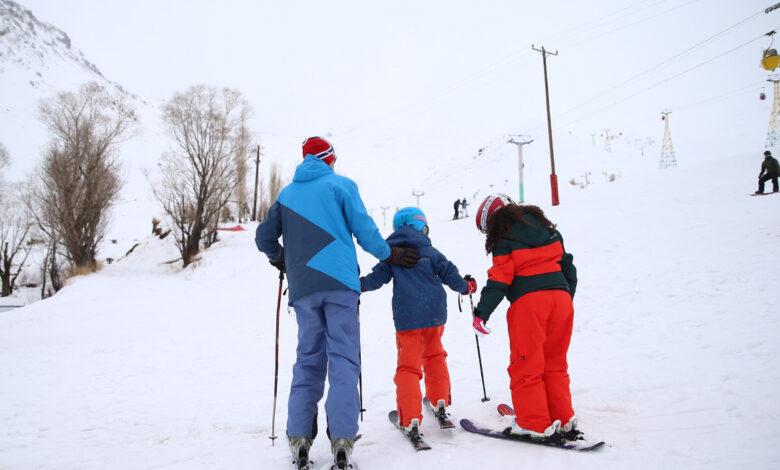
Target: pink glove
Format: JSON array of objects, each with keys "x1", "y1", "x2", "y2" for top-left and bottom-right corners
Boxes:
[{"x1": 472, "y1": 316, "x2": 491, "y2": 337}]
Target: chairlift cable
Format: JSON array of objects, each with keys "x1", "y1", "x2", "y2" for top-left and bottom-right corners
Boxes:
[
  {"x1": 554, "y1": 32, "x2": 771, "y2": 130},
  {"x1": 554, "y1": 6, "x2": 766, "y2": 119}
]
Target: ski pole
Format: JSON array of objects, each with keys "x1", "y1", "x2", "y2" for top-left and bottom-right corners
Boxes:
[
  {"x1": 270, "y1": 269, "x2": 284, "y2": 445},
  {"x1": 358, "y1": 299, "x2": 365, "y2": 422},
  {"x1": 469, "y1": 293, "x2": 490, "y2": 402}
]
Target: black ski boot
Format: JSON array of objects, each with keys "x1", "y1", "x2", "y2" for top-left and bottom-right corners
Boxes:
[
  {"x1": 330, "y1": 437, "x2": 354, "y2": 470},
  {"x1": 287, "y1": 433, "x2": 313, "y2": 470}
]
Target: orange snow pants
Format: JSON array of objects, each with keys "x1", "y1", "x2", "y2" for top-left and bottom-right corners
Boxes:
[
  {"x1": 507, "y1": 290, "x2": 575, "y2": 433},
  {"x1": 394, "y1": 325, "x2": 451, "y2": 427}
]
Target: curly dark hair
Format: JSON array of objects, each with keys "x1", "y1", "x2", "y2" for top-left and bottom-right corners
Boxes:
[{"x1": 484, "y1": 204, "x2": 556, "y2": 253}]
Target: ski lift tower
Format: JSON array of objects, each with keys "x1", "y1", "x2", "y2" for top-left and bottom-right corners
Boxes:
[
  {"x1": 411, "y1": 190, "x2": 425, "y2": 208},
  {"x1": 659, "y1": 110, "x2": 677, "y2": 168},
  {"x1": 765, "y1": 74, "x2": 780, "y2": 147},
  {"x1": 507, "y1": 135, "x2": 533, "y2": 203}
]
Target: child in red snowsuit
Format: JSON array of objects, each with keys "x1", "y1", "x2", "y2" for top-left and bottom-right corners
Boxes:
[
  {"x1": 472, "y1": 196, "x2": 578, "y2": 439},
  {"x1": 361, "y1": 207, "x2": 477, "y2": 435}
]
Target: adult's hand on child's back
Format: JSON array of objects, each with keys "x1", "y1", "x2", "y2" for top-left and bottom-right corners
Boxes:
[{"x1": 385, "y1": 246, "x2": 420, "y2": 267}]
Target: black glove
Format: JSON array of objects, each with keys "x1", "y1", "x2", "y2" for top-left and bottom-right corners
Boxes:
[
  {"x1": 384, "y1": 246, "x2": 420, "y2": 268},
  {"x1": 269, "y1": 248, "x2": 285, "y2": 273}
]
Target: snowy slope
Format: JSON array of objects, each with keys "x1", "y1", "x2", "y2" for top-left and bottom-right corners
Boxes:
[
  {"x1": 1, "y1": 147, "x2": 778, "y2": 469},
  {"x1": 0, "y1": 0, "x2": 168, "y2": 250}
]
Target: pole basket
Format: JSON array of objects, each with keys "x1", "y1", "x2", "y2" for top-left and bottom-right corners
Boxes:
[{"x1": 550, "y1": 174, "x2": 560, "y2": 206}]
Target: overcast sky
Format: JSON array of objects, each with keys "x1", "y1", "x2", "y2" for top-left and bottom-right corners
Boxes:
[{"x1": 16, "y1": 0, "x2": 780, "y2": 171}]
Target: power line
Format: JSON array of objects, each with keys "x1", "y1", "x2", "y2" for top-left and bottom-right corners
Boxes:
[
  {"x1": 556, "y1": 0, "x2": 702, "y2": 50},
  {"x1": 554, "y1": 6, "x2": 766, "y2": 119},
  {"x1": 333, "y1": 1, "x2": 681, "y2": 139},
  {"x1": 541, "y1": 0, "x2": 663, "y2": 45},
  {"x1": 556, "y1": 32, "x2": 770, "y2": 130},
  {"x1": 675, "y1": 80, "x2": 764, "y2": 111}
]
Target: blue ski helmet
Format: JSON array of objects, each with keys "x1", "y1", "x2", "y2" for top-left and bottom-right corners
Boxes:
[{"x1": 393, "y1": 207, "x2": 429, "y2": 235}]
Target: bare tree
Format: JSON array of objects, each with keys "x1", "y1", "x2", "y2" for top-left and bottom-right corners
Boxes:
[
  {"x1": 29, "y1": 82, "x2": 136, "y2": 272},
  {"x1": 0, "y1": 142, "x2": 8, "y2": 205},
  {"x1": 232, "y1": 109, "x2": 252, "y2": 222},
  {"x1": 0, "y1": 184, "x2": 33, "y2": 297},
  {"x1": 0, "y1": 142, "x2": 8, "y2": 173},
  {"x1": 256, "y1": 162, "x2": 285, "y2": 222},
  {"x1": 154, "y1": 85, "x2": 251, "y2": 267},
  {"x1": 40, "y1": 239, "x2": 65, "y2": 299}
]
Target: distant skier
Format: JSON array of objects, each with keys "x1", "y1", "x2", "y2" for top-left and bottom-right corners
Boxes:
[
  {"x1": 453, "y1": 199, "x2": 461, "y2": 220},
  {"x1": 756, "y1": 150, "x2": 779, "y2": 194},
  {"x1": 460, "y1": 198, "x2": 469, "y2": 217},
  {"x1": 471, "y1": 195, "x2": 580, "y2": 440},
  {"x1": 255, "y1": 136, "x2": 419, "y2": 469},
  {"x1": 360, "y1": 207, "x2": 477, "y2": 439}
]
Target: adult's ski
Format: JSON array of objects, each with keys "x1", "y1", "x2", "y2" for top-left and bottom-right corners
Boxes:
[
  {"x1": 422, "y1": 398, "x2": 456, "y2": 429},
  {"x1": 388, "y1": 410, "x2": 432, "y2": 451}
]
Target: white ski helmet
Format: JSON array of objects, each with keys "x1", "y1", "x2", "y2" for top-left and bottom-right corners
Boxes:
[{"x1": 476, "y1": 194, "x2": 514, "y2": 233}]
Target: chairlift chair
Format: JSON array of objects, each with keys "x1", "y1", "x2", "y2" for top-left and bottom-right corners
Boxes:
[{"x1": 762, "y1": 31, "x2": 779, "y2": 71}]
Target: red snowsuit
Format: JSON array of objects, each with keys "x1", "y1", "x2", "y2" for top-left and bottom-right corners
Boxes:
[{"x1": 475, "y1": 213, "x2": 578, "y2": 433}]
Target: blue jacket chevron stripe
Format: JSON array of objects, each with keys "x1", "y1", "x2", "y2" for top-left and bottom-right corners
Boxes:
[{"x1": 255, "y1": 156, "x2": 390, "y2": 303}]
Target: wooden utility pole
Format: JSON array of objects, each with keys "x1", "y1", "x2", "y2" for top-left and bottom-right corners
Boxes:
[
  {"x1": 251, "y1": 144, "x2": 261, "y2": 221},
  {"x1": 532, "y1": 44, "x2": 559, "y2": 206}
]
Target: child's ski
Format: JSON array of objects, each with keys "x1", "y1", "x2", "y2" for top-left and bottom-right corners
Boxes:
[
  {"x1": 493, "y1": 403, "x2": 605, "y2": 449},
  {"x1": 388, "y1": 410, "x2": 432, "y2": 451},
  {"x1": 422, "y1": 397, "x2": 456, "y2": 429},
  {"x1": 460, "y1": 418, "x2": 605, "y2": 451}
]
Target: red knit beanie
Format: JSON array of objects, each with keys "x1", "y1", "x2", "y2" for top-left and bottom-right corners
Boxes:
[{"x1": 302, "y1": 136, "x2": 336, "y2": 165}]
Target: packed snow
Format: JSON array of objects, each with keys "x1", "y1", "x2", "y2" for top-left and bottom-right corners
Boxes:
[
  {"x1": 2, "y1": 1, "x2": 780, "y2": 468},
  {"x1": 1, "y1": 146, "x2": 778, "y2": 469}
]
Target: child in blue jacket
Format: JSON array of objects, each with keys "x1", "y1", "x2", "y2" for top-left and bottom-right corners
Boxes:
[{"x1": 361, "y1": 207, "x2": 477, "y2": 437}]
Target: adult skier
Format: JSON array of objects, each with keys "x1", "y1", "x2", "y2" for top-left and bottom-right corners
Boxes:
[
  {"x1": 255, "y1": 136, "x2": 419, "y2": 469},
  {"x1": 471, "y1": 195, "x2": 579, "y2": 440},
  {"x1": 453, "y1": 199, "x2": 461, "y2": 220},
  {"x1": 756, "y1": 150, "x2": 779, "y2": 194}
]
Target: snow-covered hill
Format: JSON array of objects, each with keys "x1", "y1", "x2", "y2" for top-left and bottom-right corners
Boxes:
[
  {"x1": 1, "y1": 146, "x2": 778, "y2": 469},
  {"x1": 0, "y1": 0, "x2": 143, "y2": 174},
  {"x1": 1, "y1": 2, "x2": 779, "y2": 467},
  {"x1": 1, "y1": 0, "x2": 175, "y2": 249}
]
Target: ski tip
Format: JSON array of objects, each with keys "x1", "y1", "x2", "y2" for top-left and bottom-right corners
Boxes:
[{"x1": 496, "y1": 403, "x2": 514, "y2": 416}]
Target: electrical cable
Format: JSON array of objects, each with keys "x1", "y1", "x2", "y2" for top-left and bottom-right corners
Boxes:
[
  {"x1": 540, "y1": 0, "x2": 662, "y2": 45},
  {"x1": 675, "y1": 80, "x2": 765, "y2": 111},
  {"x1": 554, "y1": 6, "x2": 767, "y2": 119},
  {"x1": 333, "y1": 0, "x2": 679, "y2": 139},
  {"x1": 556, "y1": 0, "x2": 702, "y2": 50},
  {"x1": 555, "y1": 32, "x2": 771, "y2": 130}
]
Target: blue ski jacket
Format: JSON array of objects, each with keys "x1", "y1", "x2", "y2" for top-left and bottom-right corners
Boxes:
[
  {"x1": 255, "y1": 156, "x2": 391, "y2": 304},
  {"x1": 361, "y1": 225, "x2": 468, "y2": 332}
]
